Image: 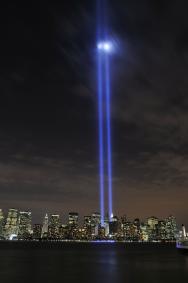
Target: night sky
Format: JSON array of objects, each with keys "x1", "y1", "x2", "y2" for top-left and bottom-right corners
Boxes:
[{"x1": 0, "y1": 1, "x2": 188, "y2": 225}]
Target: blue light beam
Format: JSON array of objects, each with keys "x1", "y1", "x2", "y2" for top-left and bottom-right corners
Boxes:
[
  {"x1": 105, "y1": 53, "x2": 113, "y2": 220},
  {"x1": 97, "y1": 0, "x2": 113, "y2": 225},
  {"x1": 97, "y1": 0, "x2": 105, "y2": 226},
  {"x1": 103, "y1": 0, "x2": 113, "y2": 220},
  {"x1": 97, "y1": 51, "x2": 105, "y2": 226}
]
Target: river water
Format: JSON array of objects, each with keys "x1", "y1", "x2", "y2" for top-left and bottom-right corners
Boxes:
[{"x1": 0, "y1": 242, "x2": 187, "y2": 283}]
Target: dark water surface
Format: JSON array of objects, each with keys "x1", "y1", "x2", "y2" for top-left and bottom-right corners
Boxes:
[{"x1": 0, "y1": 242, "x2": 187, "y2": 283}]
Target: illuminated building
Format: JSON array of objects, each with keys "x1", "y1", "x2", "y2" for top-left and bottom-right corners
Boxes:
[
  {"x1": 33, "y1": 224, "x2": 42, "y2": 239},
  {"x1": 157, "y1": 220, "x2": 166, "y2": 240},
  {"x1": 83, "y1": 214, "x2": 102, "y2": 239},
  {"x1": 133, "y1": 218, "x2": 141, "y2": 241},
  {"x1": 147, "y1": 216, "x2": 159, "y2": 229},
  {"x1": 84, "y1": 216, "x2": 92, "y2": 239},
  {"x1": 18, "y1": 211, "x2": 32, "y2": 239},
  {"x1": 0, "y1": 209, "x2": 180, "y2": 242},
  {"x1": 165, "y1": 215, "x2": 177, "y2": 240},
  {"x1": 121, "y1": 215, "x2": 127, "y2": 224},
  {"x1": 84, "y1": 216, "x2": 92, "y2": 227},
  {"x1": 120, "y1": 215, "x2": 127, "y2": 238},
  {"x1": 76, "y1": 227, "x2": 87, "y2": 240},
  {"x1": 68, "y1": 212, "x2": 79, "y2": 226},
  {"x1": 134, "y1": 218, "x2": 140, "y2": 228},
  {"x1": 109, "y1": 216, "x2": 119, "y2": 237},
  {"x1": 147, "y1": 216, "x2": 159, "y2": 241},
  {"x1": 0, "y1": 209, "x2": 4, "y2": 237},
  {"x1": 122, "y1": 221, "x2": 132, "y2": 240},
  {"x1": 83, "y1": 213, "x2": 100, "y2": 238},
  {"x1": 104, "y1": 223, "x2": 109, "y2": 237},
  {"x1": 48, "y1": 214, "x2": 60, "y2": 239},
  {"x1": 91, "y1": 213, "x2": 100, "y2": 226},
  {"x1": 59, "y1": 225, "x2": 69, "y2": 240},
  {"x1": 67, "y1": 213, "x2": 79, "y2": 240},
  {"x1": 4, "y1": 209, "x2": 19, "y2": 239},
  {"x1": 98, "y1": 225, "x2": 105, "y2": 239},
  {"x1": 140, "y1": 224, "x2": 149, "y2": 242},
  {"x1": 41, "y1": 213, "x2": 48, "y2": 238}
]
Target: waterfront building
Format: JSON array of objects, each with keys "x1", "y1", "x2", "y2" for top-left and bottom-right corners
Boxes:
[
  {"x1": 104, "y1": 223, "x2": 109, "y2": 237},
  {"x1": 109, "y1": 216, "x2": 119, "y2": 237},
  {"x1": 147, "y1": 216, "x2": 159, "y2": 229},
  {"x1": 157, "y1": 220, "x2": 166, "y2": 240},
  {"x1": 33, "y1": 224, "x2": 42, "y2": 239},
  {"x1": 165, "y1": 215, "x2": 177, "y2": 240},
  {"x1": 91, "y1": 213, "x2": 101, "y2": 237},
  {"x1": 48, "y1": 214, "x2": 60, "y2": 239},
  {"x1": 132, "y1": 218, "x2": 141, "y2": 241},
  {"x1": 18, "y1": 211, "x2": 32, "y2": 239},
  {"x1": 59, "y1": 225, "x2": 69, "y2": 239},
  {"x1": 140, "y1": 223, "x2": 149, "y2": 242},
  {"x1": 4, "y1": 209, "x2": 19, "y2": 239},
  {"x1": 41, "y1": 213, "x2": 48, "y2": 238},
  {"x1": 98, "y1": 225, "x2": 105, "y2": 239},
  {"x1": 147, "y1": 216, "x2": 159, "y2": 241},
  {"x1": 91, "y1": 212, "x2": 100, "y2": 226},
  {"x1": 68, "y1": 212, "x2": 79, "y2": 239},
  {"x1": 0, "y1": 209, "x2": 4, "y2": 238},
  {"x1": 122, "y1": 221, "x2": 133, "y2": 240},
  {"x1": 78, "y1": 228, "x2": 87, "y2": 240},
  {"x1": 68, "y1": 212, "x2": 79, "y2": 226},
  {"x1": 121, "y1": 215, "x2": 127, "y2": 224},
  {"x1": 84, "y1": 216, "x2": 92, "y2": 239},
  {"x1": 84, "y1": 216, "x2": 92, "y2": 227}
]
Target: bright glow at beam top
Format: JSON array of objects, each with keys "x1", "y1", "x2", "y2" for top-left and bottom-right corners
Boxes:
[{"x1": 97, "y1": 41, "x2": 113, "y2": 53}]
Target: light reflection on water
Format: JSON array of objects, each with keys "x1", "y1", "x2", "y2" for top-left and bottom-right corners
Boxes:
[{"x1": 0, "y1": 242, "x2": 187, "y2": 283}]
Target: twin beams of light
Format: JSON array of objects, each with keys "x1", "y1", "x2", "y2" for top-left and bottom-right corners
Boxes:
[{"x1": 97, "y1": 0, "x2": 113, "y2": 226}]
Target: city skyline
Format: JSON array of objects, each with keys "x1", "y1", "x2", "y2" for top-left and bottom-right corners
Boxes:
[
  {"x1": 0, "y1": 207, "x2": 181, "y2": 226},
  {"x1": 0, "y1": 1, "x2": 188, "y2": 228},
  {"x1": 0, "y1": 207, "x2": 179, "y2": 242}
]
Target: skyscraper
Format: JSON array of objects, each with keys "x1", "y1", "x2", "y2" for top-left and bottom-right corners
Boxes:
[
  {"x1": 84, "y1": 216, "x2": 92, "y2": 239},
  {"x1": 41, "y1": 213, "x2": 48, "y2": 238},
  {"x1": 18, "y1": 211, "x2": 32, "y2": 239},
  {"x1": 84, "y1": 216, "x2": 92, "y2": 227},
  {"x1": 48, "y1": 214, "x2": 60, "y2": 239},
  {"x1": 91, "y1": 212, "x2": 101, "y2": 236},
  {"x1": 165, "y1": 215, "x2": 177, "y2": 240},
  {"x1": 157, "y1": 220, "x2": 166, "y2": 240},
  {"x1": 91, "y1": 213, "x2": 100, "y2": 226},
  {"x1": 109, "y1": 216, "x2": 119, "y2": 237},
  {"x1": 68, "y1": 212, "x2": 79, "y2": 226},
  {"x1": 147, "y1": 216, "x2": 159, "y2": 241},
  {"x1": 33, "y1": 224, "x2": 42, "y2": 239},
  {"x1": 4, "y1": 209, "x2": 19, "y2": 239},
  {"x1": 68, "y1": 212, "x2": 79, "y2": 239}
]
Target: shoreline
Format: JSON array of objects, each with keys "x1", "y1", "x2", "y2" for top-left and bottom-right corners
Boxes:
[{"x1": 0, "y1": 239, "x2": 176, "y2": 244}]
